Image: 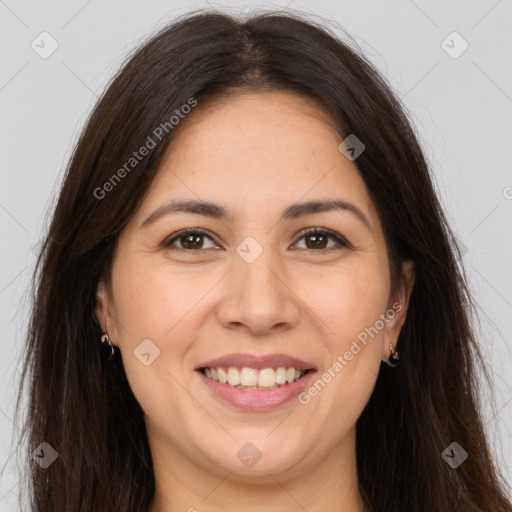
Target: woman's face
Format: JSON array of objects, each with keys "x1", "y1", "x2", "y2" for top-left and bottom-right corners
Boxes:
[{"x1": 96, "y1": 91, "x2": 414, "y2": 483}]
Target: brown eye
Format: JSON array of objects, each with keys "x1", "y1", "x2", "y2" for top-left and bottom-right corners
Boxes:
[
  {"x1": 304, "y1": 232, "x2": 328, "y2": 249},
  {"x1": 294, "y1": 228, "x2": 349, "y2": 251},
  {"x1": 179, "y1": 233, "x2": 205, "y2": 249},
  {"x1": 163, "y1": 229, "x2": 218, "y2": 250}
]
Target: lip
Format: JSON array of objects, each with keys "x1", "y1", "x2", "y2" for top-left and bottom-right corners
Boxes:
[
  {"x1": 195, "y1": 352, "x2": 316, "y2": 372},
  {"x1": 197, "y1": 369, "x2": 317, "y2": 411}
]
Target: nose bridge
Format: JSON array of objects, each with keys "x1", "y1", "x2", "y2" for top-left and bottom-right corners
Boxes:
[
  {"x1": 216, "y1": 236, "x2": 299, "y2": 334},
  {"x1": 234, "y1": 237, "x2": 283, "y2": 302}
]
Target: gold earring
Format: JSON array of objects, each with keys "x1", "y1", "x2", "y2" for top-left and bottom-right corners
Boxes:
[
  {"x1": 101, "y1": 333, "x2": 114, "y2": 357},
  {"x1": 383, "y1": 343, "x2": 399, "y2": 367}
]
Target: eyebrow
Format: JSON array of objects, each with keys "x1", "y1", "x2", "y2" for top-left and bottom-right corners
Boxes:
[{"x1": 140, "y1": 198, "x2": 371, "y2": 230}]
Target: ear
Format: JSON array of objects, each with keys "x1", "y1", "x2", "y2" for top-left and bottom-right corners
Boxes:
[
  {"x1": 382, "y1": 259, "x2": 415, "y2": 359},
  {"x1": 95, "y1": 279, "x2": 117, "y2": 343}
]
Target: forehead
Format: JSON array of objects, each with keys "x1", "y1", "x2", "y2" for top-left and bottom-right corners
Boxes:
[
  {"x1": 169, "y1": 90, "x2": 342, "y2": 156},
  {"x1": 134, "y1": 91, "x2": 379, "y2": 230}
]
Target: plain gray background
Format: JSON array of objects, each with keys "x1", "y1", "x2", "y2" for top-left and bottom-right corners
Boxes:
[{"x1": 1, "y1": 0, "x2": 511, "y2": 508}]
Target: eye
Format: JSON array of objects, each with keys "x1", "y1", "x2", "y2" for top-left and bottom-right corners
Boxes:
[
  {"x1": 292, "y1": 227, "x2": 350, "y2": 251},
  {"x1": 162, "y1": 228, "x2": 219, "y2": 251},
  {"x1": 162, "y1": 227, "x2": 350, "y2": 252}
]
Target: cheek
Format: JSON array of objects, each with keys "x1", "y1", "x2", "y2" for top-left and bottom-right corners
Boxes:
[
  {"x1": 110, "y1": 258, "x2": 205, "y2": 423},
  {"x1": 309, "y1": 259, "x2": 390, "y2": 349},
  {"x1": 112, "y1": 254, "x2": 210, "y2": 341},
  {"x1": 297, "y1": 259, "x2": 388, "y2": 417}
]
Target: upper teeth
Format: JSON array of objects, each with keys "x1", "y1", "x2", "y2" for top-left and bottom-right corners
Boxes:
[{"x1": 203, "y1": 367, "x2": 305, "y2": 388}]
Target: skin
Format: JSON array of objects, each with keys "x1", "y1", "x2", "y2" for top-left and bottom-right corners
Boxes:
[{"x1": 95, "y1": 91, "x2": 415, "y2": 512}]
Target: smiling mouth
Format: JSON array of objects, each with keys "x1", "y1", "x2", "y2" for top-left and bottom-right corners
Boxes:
[{"x1": 199, "y1": 366, "x2": 313, "y2": 390}]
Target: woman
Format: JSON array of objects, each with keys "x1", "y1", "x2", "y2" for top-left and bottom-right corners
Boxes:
[{"x1": 14, "y1": 9, "x2": 511, "y2": 512}]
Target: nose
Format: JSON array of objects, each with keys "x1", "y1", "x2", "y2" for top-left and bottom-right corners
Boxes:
[{"x1": 215, "y1": 248, "x2": 300, "y2": 336}]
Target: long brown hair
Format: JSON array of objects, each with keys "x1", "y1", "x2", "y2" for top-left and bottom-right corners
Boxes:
[{"x1": 13, "y1": 9, "x2": 511, "y2": 511}]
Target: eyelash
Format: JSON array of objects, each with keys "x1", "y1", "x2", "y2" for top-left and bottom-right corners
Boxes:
[{"x1": 162, "y1": 227, "x2": 350, "y2": 252}]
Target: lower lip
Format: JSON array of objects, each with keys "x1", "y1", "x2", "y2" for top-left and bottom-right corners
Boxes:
[{"x1": 197, "y1": 370, "x2": 316, "y2": 411}]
